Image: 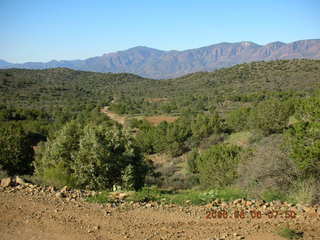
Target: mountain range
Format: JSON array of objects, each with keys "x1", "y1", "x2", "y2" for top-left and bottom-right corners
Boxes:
[{"x1": 1, "y1": 39, "x2": 320, "y2": 79}]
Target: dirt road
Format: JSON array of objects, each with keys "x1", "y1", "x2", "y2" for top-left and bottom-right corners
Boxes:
[
  {"x1": 101, "y1": 106, "x2": 126, "y2": 125},
  {"x1": 1, "y1": 186, "x2": 319, "y2": 240}
]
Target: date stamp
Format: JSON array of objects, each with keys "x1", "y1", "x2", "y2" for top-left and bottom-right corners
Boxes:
[{"x1": 205, "y1": 209, "x2": 297, "y2": 220}]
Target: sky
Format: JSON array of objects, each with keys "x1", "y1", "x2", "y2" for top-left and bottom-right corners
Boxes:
[{"x1": 1, "y1": 0, "x2": 320, "y2": 63}]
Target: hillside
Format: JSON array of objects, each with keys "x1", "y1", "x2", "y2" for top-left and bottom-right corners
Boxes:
[
  {"x1": 1, "y1": 59, "x2": 319, "y2": 112},
  {"x1": 1, "y1": 39, "x2": 320, "y2": 79},
  {"x1": 0, "y1": 68, "x2": 155, "y2": 110}
]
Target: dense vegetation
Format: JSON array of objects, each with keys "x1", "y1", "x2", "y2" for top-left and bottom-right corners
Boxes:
[{"x1": 0, "y1": 59, "x2": 319, "y2": 204}]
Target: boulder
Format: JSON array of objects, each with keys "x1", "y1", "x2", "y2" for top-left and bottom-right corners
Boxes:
[
  {"x1": 1, "y1": 177, "x2": 12, "y2": 187},
  {"x1": 118, "y1": 192, "x2": 129, "y2": 200},
  {"x1": 55, "y1": 192, "x2": 66, "y2": 198},
  {"x1": 60, "y1": 186, "x2": 69, "y2": 193},
  {"x1": 15, "y1": 176, "x2": 26, "y2": 185}
]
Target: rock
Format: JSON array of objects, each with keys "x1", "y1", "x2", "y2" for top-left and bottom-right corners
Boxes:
[
  {"x1": 47, "y1": 186, "x2": 55, "y2": 193},
  {"x1": 93, "y1": 225, "x2": 100, "y2": 231},
  {"x1": 146, "y1": 203, "x2": 153, "y2": 208},
  {"x1": 60, "y1": 186, "x2": 69, "y2": 193},
  {"x1": 1, "y1": 177, "x2": 12, "y2": 187},
  {"x1": 55, "y1": 192, "x2": 66, "y2": 198},
  {"x1": 15, "y1": 176, "x2": 26, "y2": 185},
  {"x1": 118, "y1": 192, "x2": 129, "y2": 200}
]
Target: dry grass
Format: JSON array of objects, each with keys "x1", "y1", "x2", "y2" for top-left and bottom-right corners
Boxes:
[
  {"x1": 144, "y1": 115, "x2": 178, "y2": 125},
  {"x1": 147, "y1": 153, "x2": 171, "y2": 165},
  {"x1": 144, "y1": 98, "x2": 168, "y2": 103}
]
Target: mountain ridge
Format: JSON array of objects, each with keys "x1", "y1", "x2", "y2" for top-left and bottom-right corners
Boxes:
[{"x1": 1, "y1": 39, "x2": 320, "y2": 79}]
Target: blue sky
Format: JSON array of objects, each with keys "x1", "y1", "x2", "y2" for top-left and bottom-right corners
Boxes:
[{"x1": 1, "y1": 0, "x2": 319, "y2": 62}]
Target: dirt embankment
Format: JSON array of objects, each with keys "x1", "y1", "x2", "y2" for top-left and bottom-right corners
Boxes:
[{"x1": 1, "y1": 181, "x2": 320, "y2": 240}]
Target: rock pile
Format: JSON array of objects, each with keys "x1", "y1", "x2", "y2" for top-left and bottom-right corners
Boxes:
[
  {"x1": 1, "y1": 176, "x2": 319, "y2": 219},
  {"x1": 0, "y1": 176, "x2": 97, "y2": 201}
]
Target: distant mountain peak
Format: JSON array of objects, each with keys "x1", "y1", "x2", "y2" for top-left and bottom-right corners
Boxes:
[
  {"x1": 1, "y1": 39, "x2": 320, "y2": 79},
  {"x1": 240, "y1": 41, "x2": 258, "y2": 47}
]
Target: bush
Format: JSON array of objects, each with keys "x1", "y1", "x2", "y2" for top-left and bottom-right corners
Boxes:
[
  {"x1": 186, "y1": 149, "x2": 199, "y2": 174},
  {"x1": 261, "y1": 189, "x2": 288, "y2": 202},
  {"x1": 237, "y1": 135, "x2": 297, "y2": 196},
  {"x1": 128, "y1": 186, "x2": 164, "y2": 202},
  {"x1": 191, "y1": 112, "x2": 223, "y2": 138},
  {"x1": 0, "y1": 164, "x2": 8, "y2": 179},
  {"x1": 34, "y1": 121, "x2": 148, "y2": 190},
  {"x1": 226, "y1": 106, "x2": 251, "y2": 131},
  {"x1": 288, "y1": 178, "x2": 320, "y2": 205},
  {"x1": 295, "y1": 91, "x2": 320, "y2": 122},
  {"x1": 196, "y1": 144, "x2": 241, "y2": 188},
  {"x1": 0, "y1": 124, "x2": 34, "y2": 176},
  {"x1": 249, "y1": 98, "x2": 294, "y2": 135},
  {"x1": 278, "y1": 227, "x2": 303, "y2": 239},
  {"x1": 287, "y1": 121, "x2": 320, "y2": 179}
]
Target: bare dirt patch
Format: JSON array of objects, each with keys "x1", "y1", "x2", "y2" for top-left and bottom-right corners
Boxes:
[
  {"x1": 1, "y1": 184, "x2": 320, "y2": 240},
  {"x1": 144, "y1": 115, "x2": 178, "y2": 125},
  {"x1": 145, "y1": 98, "x2": 169, "y2": 103},
  {"x1": 100, "y1": 106, "x2": 126, "y2": 125}
]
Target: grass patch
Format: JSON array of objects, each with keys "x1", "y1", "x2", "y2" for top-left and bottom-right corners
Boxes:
[
  {"x1": 225, "y1": 131, "x2": 253, "y2": 147},
  {"x1": 127, "y1": 186, "x2": 170, "y2": 202},
  {"x1": 201, "y1": 188, "x2": 248, "y2": 202},
  {"x1": 127, "y1": 187, "x2": 247, "y2": 205},
  {"x1": 86, "y1": 191, "x2": 113, "y2": 204},
  {"x1": 278, "y1": 227, "x2": 303, "y2": 239},
  {"x1": 261, "y1": 190, "x2": 289, "y2": 202}
]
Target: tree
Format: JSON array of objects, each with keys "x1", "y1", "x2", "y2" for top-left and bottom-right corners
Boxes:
[
  {"x1": 226, "y1": 106, "x2": 251, "y2": 131},
  {"x1": 0, "y1": 124, "x2": 34, "y2": 175},
  {"x1": 196, "y1": 144, "x2": 241, "y2": 188},
  {"x1": 249, "y1": 98, "x2": 293, "y2": 135},
  {"x1": 287, "y1": 92, "x2": 320, "y2": 179},
  {"x1": 35, "y1": 121, "x2": 148, "y2": 190}
]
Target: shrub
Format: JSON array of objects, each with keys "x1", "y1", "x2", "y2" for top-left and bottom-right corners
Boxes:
[
  {"x1": 186, "y1": 149, "x2": 199, "y2": 174},
  {"x1": 196, "y1": 144, "x2": 241, "y2": 188},
  {"x1": 128, "y1": 186, "x2": 163, "y2": 202},
  {"x1": 121, "y1": 164, "x2": 136, "y2": 191},
  {"x1": 191, "y1": 112, "x2": 223, "y2": 138},
  {"x1": 288, "y1": 178, "x2": 319, "y2": 205},
  {"x1": 295, "y1": 92, "x2": 320, "y2": 122},
  {"x1": 287, "y1": 121, "x2": 320, "y2": 179},
  {"x1": 226, "y1": 106, "x2": 251, "y2": 131},
  {"x1": 249, "y1": 98, "x2": 294, "y2": 135},
  {"x1": 34, "y1": 121, "x2": 148, "y2": 190},
  {"x1": 237, "y1": 135, "x2": 297, "y2": 196},
  {"x1": 261, "y1": 189, "x2": 288, "y2": 202},
  {"x1": 278, "y1": 227, "x2": 303, "y2": 239},
  {"x1": 0, "y1": 164, "x2": 8, "y2": 179},
  {"x1": 0, "y1": 124, "x2": 34, "y2": 176}
]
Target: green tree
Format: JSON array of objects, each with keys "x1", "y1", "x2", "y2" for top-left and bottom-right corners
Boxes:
[
  {"x1": 249, "y1": 99, "x2": 293, "y2": 135},
  {"x1": 196, "y1": 144, "x2": 241, "y2": 188},
  {"x1": 287, "y1": 121, "x2": 320, "y2": 179},
  {"x1": 226, "y1": 106, "x2": 251, "y2": 131},
  {"x1": 34, "y1": 121, "x2": 148, "y2": 190},
  {"x1": 0, "y1": 124, "x2": 34, "y2": 175}
]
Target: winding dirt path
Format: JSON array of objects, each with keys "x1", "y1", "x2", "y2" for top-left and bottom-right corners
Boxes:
[{"x1": 100, "y1": 106, "x2": 126, "y2": 125}]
